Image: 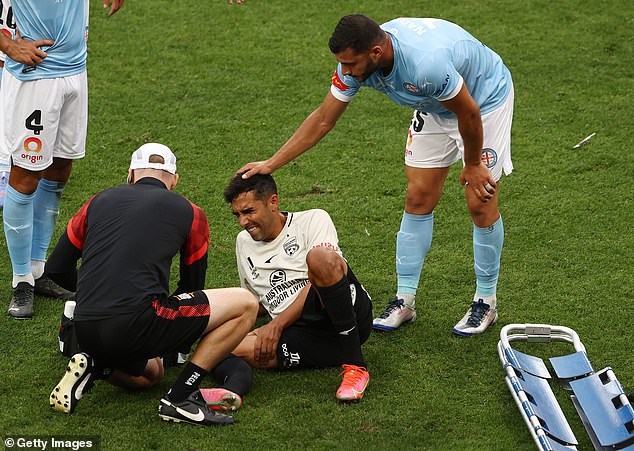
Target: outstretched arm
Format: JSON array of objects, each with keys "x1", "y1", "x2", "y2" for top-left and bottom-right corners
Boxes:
[{"x1": 238, "y1": 92, "x2": 349, "y2": 178}]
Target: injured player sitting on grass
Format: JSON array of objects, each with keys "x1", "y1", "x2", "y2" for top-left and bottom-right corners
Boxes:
[{"x1": 222, "y1": 173, "x2": 373, "y2": 402}]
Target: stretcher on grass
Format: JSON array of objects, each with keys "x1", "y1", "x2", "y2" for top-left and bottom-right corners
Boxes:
[{"x1": 498, "y1": 324, "x2": 634, "y2": 451}]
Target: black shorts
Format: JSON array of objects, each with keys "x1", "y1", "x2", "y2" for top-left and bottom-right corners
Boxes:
[
  {"x1": 74, "y1": 291, "x2": 209, "y2": 376},
  {"x1": 275, "y1": 269, "x2": 373, "y2": 369}
]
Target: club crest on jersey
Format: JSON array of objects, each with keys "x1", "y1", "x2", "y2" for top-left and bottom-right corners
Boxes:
[
  {"x1": 481, "y1": 148, "x2": 498, "y2": 168},
  {"x1": 403, "y1": 82, "x2": 419, "y2": 93},
  {"x1": 283, "y1": 237, "x2": 300, "y2": 257},
  {"x1": 269, "y1": 270, "x2": 286, "y2": 287}
]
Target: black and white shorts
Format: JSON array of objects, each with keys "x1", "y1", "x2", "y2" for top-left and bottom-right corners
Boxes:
[{"x1": 275, "y1": 269, "x2": 373, "y2": 370}]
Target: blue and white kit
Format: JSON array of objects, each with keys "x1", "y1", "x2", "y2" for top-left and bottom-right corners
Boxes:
[
  {"x1": 330, "y1": 17, "x2": 512, "y2": 117},
  {"x1": 5, "y1": 0, "x2": 88, "y2": 80}
]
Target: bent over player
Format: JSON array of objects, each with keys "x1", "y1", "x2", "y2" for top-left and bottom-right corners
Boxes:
[
  {"x1": 239, "y1": 15, "x2": 514, "y2": 336},
  {"x1": 224, "y1": 173, "x2": 372, "y2": 402},
  {"x1": 46, "y1": 144, "x2": 258, "y2": 426}
]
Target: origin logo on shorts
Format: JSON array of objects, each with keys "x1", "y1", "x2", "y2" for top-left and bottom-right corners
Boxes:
[
  {"x1": 21, "y1": 137, "x2": 44, "y2": 164},
  {"x1": 481, "y1": 148, "x2": 498, "y2": 168}
]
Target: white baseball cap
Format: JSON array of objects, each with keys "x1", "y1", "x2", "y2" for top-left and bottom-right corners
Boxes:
[{"x1": 129, "y1": 143, "x2": 177, "y2": 174}]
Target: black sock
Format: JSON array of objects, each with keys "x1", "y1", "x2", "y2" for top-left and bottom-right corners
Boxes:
[
  {"x1": 314, "y1": 276, "x2": 366, "y2": 367},
  {"x1": 211, "y1": 354, "x2": 253, "y2": 396},
  {"x1": 169, "y1": 362, "x2": 208, "y2": 402}
]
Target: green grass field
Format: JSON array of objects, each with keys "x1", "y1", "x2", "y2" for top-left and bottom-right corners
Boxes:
[{"x1": 1, "y1": 0, "x2": 632, "y2": 449}]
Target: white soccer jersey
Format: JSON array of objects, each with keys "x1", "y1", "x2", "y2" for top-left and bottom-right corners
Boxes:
[{"x1": 236, "y1": 209, "x2": 343, "y2": 319}]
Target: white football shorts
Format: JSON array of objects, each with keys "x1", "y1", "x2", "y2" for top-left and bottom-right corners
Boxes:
[
  {"x1": 404, "y1": 85, "x2": 514, "y2": 182},
  {"x1": 1, "y1": 69, "x2": 87, "y2": 171}
]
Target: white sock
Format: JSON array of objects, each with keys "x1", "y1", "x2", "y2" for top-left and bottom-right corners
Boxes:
[
  {"x1": 474, "y1": 293, "x2": 496, "y2": 308},
  {"x1": 31, "y1": 260, "x2": 45, "y2": 280},
  {"x1": 397, "y1": 293, "x2": 416, "y2": 308},
  {"x1": 13, "y1": 273, "x2": 35, "y2": 288}
]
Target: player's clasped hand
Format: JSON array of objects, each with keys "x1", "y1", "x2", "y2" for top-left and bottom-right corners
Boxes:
[
  {"x1": 252, "y1": 323, "x2": 282, "y2": 365},
  {"x1": 460, "y1": 163, "x2": 497, "y2": 202}
]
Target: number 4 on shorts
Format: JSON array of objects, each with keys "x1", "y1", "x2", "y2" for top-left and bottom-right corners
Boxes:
[{"x1": 25, "y1": 109, "x2": 43, "y2": 135}]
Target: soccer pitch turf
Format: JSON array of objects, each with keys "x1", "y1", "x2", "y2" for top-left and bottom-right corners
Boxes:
[{"x1": 0, "y1": 1, "x2": 632, "y2": 449}]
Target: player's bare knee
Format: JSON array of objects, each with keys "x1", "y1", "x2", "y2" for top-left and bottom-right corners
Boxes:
[
  {"x1": 9, "y1": 168, "x2": 41, "y2": 195},
  {"x1": 236, "y1": 288, "x2": 259, "y2": 319},
  {"x1": 232, "y1": 335, "x2": 257, "y2": 366},
  {"x1": 405, "y1": 187, "x2": 438, "y2": 214},
  {"x1": 307, "y1": 247, "x2": 345, "y2": 286},
  {"x1": 467, "y1": 193, "x2": 500, "y2": 227}
]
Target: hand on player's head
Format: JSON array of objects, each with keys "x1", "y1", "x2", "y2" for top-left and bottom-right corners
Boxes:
[{"x1": 237, "y1": 161, "x2": 273, "y2": 179}]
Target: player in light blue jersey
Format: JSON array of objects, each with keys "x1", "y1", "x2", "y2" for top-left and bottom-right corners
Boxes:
[
  {"x1": 0, "y1": 0, "x2": 124, "y2": 319},
  {"x1": 240, "y1": 14, "x2": 515, "y2": 336}
]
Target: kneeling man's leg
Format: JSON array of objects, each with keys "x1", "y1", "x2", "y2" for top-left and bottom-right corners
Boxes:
[
  {"x1": 167, "y1": 288, "x2": 257, "y2": 400},
  {"x1": 159, "y1": 288, "x2": 257, "y2": 426}
]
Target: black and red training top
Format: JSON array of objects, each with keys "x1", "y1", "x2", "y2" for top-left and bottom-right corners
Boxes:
[{"x1": 46, "y1": 177, "x2": 209, "y2": 321}]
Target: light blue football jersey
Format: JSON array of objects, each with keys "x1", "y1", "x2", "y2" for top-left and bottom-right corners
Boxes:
[
  {"x1": 6, "y1": 0, "x2": 87, "y2": 80},
  {"x1": 330, "y1": 18, "x2": 512, "y2": 118}
]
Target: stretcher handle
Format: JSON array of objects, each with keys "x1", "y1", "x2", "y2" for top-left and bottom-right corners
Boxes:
[{"x1": 500, "y1": 324, "x2": 586, "y2": 354}]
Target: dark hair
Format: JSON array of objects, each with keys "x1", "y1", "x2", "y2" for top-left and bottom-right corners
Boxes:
[
  {"x1": 328, "y1": 14, "x2": 385, "y2": 54},
  {"x1": 224, "y1": 173, "x2": 278, "y2": 203}
]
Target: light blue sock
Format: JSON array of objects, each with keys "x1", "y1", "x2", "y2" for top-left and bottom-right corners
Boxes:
[
  {"x1": 473, "y1": 216, "x2": 504, "y2": 297},
  {"x1": 3, "y1": 185, "x2": 35, "y2": 276},
  {"x1": 31, "y1": 179, "x2": 65, "y2": 261},
  {"x1": 396, "y1": 212, "x2": 434, "y2": 295}
]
